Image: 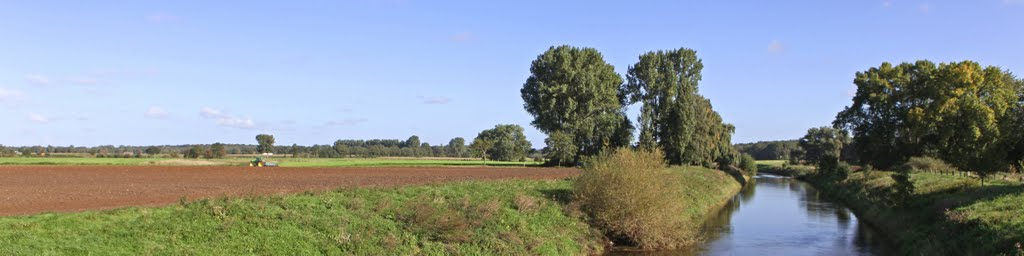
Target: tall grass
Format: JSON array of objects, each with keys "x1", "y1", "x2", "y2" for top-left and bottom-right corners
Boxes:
[{"x1": 573, "y1": 149, "x2": 693, "y2": 250}]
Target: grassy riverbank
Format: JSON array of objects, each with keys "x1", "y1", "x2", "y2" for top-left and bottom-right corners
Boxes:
[
  {"x1": 759, "y1": 161, "x2": 1024, "y2": 255},
  {"x1": 0, "y1": 166, "x2": 744, "y2": 255}
]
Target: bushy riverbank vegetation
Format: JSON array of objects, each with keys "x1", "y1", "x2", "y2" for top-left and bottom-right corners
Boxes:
[{"x1": 761, "y1": 161, "x2": 1024, "y2": 255}]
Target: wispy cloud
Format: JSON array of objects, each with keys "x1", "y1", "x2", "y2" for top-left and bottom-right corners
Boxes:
[
  {"x1": 768, "y1": 40, "x2": 785, "y2": 54},
  {"x1": 26, "y1": 75, "x2": 51, "y2": 86},
  {"x1": 147, "y1": 13, "x2": 180, "y2": 23},
  {"x1": 326, "y1": 118, "x2": 369, "y2": 126},
  {"x1": 1005, "y1": 0, "x2": 1024, "y2": 5},
  {"x1": 199, "y1": 107, "x2": 255, "y2": 129},
  {"x1": 418, "y1": 95, "x2": 453, "y2": 104},
  {"x1": 919, "y1": 3, "x2": 931, "y2": 13},
  {"x1": 28, "y1": 113, "x2": 49, "y2": 124},
  {"x1": 144, "y1": 106, "x2": 169, "y2": 119},
  {"x1": 882, "y1": 0, "x2": 893, "y2": 8},
  {"x1": 0, "y1": 88, "x2": 25, "y2": 102},
  {"x1": 450, "y1": 32, "x2": 474, "y2": 42}
]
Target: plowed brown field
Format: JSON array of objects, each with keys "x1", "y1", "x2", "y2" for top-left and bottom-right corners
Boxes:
[{"x1": 0, "y1": 166, "x2": 578, "y2": 216}]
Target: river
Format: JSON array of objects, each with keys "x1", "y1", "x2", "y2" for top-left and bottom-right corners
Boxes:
[{"x1": 612, "y1": 174, "x2": 896, "y2": 255}]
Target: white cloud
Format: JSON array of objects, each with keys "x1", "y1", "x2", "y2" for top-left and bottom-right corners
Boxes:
[
  {"x1": 147, "y1": 13, "x2": 180, "y2": 23},
  {"x1": 882, "y1": 0, "x2": 893, "y2": 8},
  {"x1": 27, "y1": 75, "x2": 50, "y2": 86},
  {"x1": 450, "y1": 32, "x2": 474, "y2": 42},
  {"x1": 144, "y1": 106, "x2": 169, "y2": 119},
  {"x1": 768, "y1": 40, "x2": 785, "y2": 54},
  {"x1": 29, "y1": 113, "x2": 49, "y2": 124},
  {"x1": 327, "y1": 118, "x2": 369, "y2": 126},
  {"x1": 0, "y1": 88, "x2": 25, "y2": 102},
  {"x1": 215, "y1": 117, "x2": 256, "y2": 129},
  {"x1": 199, "y1": 107, "x2": 255, "y2": 129},
  {"x1": 200, "y1": 107, "x2": 225, "y2": 118},
  {"x1": 1006, "y1": 0, "x2": 1024, "y2": 5},
  {"x1": 418, "y1": 95, "x2": 453, "y2": 104}
]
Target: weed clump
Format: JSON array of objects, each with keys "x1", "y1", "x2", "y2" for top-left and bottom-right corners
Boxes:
[
  {"x1": 902, "y1": 156, "x2": 956, "y2": 174},
  {"x1": 573, "y1": 148, "x2": 692, "y2": 250}
]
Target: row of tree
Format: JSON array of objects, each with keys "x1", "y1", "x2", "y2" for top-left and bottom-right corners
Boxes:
[
  {"x1": 522, "y1": 45, "x2": 735, "y2": 166},
  {"x1": 734, "y1": 140, "x2": 799, "y2": 161},
  {"x1": 785, "y1": 60, "x2": 1023, "y2": 185},
  {"x1": 833, "y1": 61, "x2": 1024, "y2": 177}
]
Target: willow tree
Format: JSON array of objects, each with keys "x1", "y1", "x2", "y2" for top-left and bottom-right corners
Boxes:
[
  {"x1": 624, "y1": 48, "x2": 735, "y2": 166},
  {"x1": 521, "y1": 45, "x2": 632, "y2": 164},
  {"x1": 835, "y1": 60, "x2": 1022, "y2": 185}
]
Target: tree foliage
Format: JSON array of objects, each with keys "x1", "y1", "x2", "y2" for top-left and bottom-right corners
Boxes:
[
  {"x1": 734, "y1": 140, "x2": 799, "y2": 160},
  {"x1": 797, "y1": 127, "x2": 849, "y2": 165},
  {"x1": 834, "y1": 60, "x2": 1023, "y2": 180},
  {"x1": 544, "y1": 130, "x2": 577, "y2": 166},
  {"x1": 624, "y1": 48, "x2": 735, "y2": 166},
  {"x1": 521, "y1": 45, "x2": 632, "y2": 164},
  {"x1": 255, "y1": 134, "x2": 275, "y2": 154},
  {"x1": 143, "y1": 146, "x2": 161, "y2": 156},
  {"x1": 471, "y1": 124, "x2": 532, "y2": 162},
  {"x1": 210, "y1": 143, "x2": 227, "y2": 158}
]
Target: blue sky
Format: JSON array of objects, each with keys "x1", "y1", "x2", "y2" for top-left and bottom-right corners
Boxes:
[{"x1": 1, "y1": 0, "x2": 1022, "y2": 147}]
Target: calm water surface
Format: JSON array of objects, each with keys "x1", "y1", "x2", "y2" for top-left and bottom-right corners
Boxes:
[{"x1": 612, "y1": 174, "x2": 895, "y2": 256}]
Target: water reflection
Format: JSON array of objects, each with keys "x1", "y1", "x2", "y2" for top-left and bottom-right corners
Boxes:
[{"x1": 609, "y1": 174, "x2": 894, "y2": 256}]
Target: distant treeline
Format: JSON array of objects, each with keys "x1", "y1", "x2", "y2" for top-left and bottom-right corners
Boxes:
[
  {"x1": 0, "y1": 135, "x2": 486, "y2": 159},
  {"x1": 734, "y1": 140, "x2": 798, "y2": 161}
]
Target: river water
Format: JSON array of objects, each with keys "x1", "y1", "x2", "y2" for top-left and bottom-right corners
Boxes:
[{"x1": 612, "y1": 174, "x2": 896, "y2": 255}]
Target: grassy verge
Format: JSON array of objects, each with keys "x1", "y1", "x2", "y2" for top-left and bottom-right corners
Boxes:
[
  {"x1": 0, "y1": 165, "x2": 744, "y2": 255},
  {"x1": 0, "y1": 157, "x2": 538, "y2": 167},
  {"x1": 0, "y1": 179, "x2": 603, "y2": 255},
  {"x1": 758, "y1": 161, "x2": 1024, "y2": 255}
]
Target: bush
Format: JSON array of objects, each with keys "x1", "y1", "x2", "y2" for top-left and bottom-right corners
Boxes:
[
  {"x1": 889, "y1": 168, "x2": 915, "y2": 207},
  {"x1": 739, "y1": 154, "x2": 757, "y2": 175},
  {"x1": 816, "y1": 155, "x2": 849, "y2": 181},
  {"x1": 574, "y1": 148, "x2": 691, "y2": 249},
  {"x1": 902, "y1": 156, "x2": 956, "y2": 174}
]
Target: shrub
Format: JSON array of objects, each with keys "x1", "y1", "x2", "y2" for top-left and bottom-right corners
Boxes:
[
  {"x1": 816, "y1": 155, "x2": 849, "y2": 181},
  {"x1": 890, "y1": 167, "x2": 915, "y2": 207},
  {"x1": 739, "y1": 153, "x2": 758, "y2": 175},
  {"x1": 573, "y1": 148, "x2": 692, "y2": 249},
  {"x1": 902, "y1": 156, "x2": 956, "y2": 174}
]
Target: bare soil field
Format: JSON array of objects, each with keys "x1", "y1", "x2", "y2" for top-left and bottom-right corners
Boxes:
[{"x1": 0, "y1": 166, "x2": 579, "y2": 216}]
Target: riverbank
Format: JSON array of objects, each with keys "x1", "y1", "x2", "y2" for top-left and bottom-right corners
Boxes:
[
  {"x1": 760, "y1": 162, "x2": 1024, "y2": 255},
  {"x1": 0, "y1": 166, "x2": 747, "y2": 255}
]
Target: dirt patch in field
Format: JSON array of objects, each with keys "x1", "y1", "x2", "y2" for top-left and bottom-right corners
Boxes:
[{"x1": 0, "y1": 166, "x2": 578, "y2": 216}]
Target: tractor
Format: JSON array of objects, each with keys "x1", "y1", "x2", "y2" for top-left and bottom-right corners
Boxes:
[{"x1": 249, "y1": 156, "x2": 278, "y2": 167}]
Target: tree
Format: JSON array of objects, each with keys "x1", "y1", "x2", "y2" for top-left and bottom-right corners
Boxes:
[
  {"x1": 447, "y1": 137, "x2": 467, "y2": 157},
  {"x1": 291, "y1": 144, "x2": 301, "y2": 158},
  {"x1": 143, "y1": 146, "x2": 161, "y2": 156},
  {"x1": 210, "y1": 143, "x2": 227, "y2": 158},
  {"x1": 797, "y1": 127, "x2": 849, "y2": 165},
  {"x1": 834, "y1": 60, "x2": 1022, "y2": 184},
  {"x1": 544, "y1": 130, "x2": 577, "y2": 166},
  {"x1": 184, "y1": 145, "x2": 204, "y2": 159},
  {"x1": 472, "y1": 124, "x2": 532, "y2": 162},
  {"x1": 255, "y1": 134, "x2": 275, "y2": 154},
  {"x1": 470, "y1": 137, "x2": 495, "y2": 161},
  {"x1": 624, "y1": 48, "x2": 735, "y2": 166},
  {"x1": 521, "y1": 45, "x2": 632, "y2": 164},
  {"x1": 405, "y1": 135, "x2": 420, "y2": 149}
]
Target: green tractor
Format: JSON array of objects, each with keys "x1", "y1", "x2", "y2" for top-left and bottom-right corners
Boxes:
[{"x1": 249, "y1": 156, "x2": 278, "y2": 167}]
